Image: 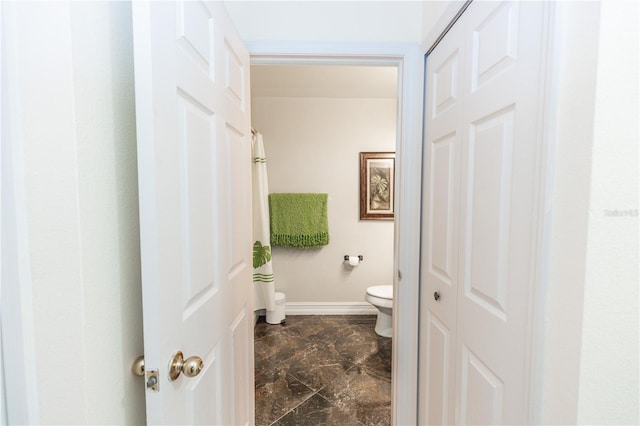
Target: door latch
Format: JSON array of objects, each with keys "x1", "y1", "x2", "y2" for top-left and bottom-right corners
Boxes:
[
  {"x1": 132, "y1": 355, "x2": 159, "y2": 391},
  {"x1": 146, "y1": 369, "x2": 159, "y2": 391}
]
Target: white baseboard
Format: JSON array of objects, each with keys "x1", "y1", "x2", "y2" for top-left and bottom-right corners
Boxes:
[{"x1": 284, "y1": 302, "x2": 378, "y2": 315}]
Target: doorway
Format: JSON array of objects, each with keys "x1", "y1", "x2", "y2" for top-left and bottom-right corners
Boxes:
[
  {"x1": 250, "y1": 63, "x2": 397, "y2": 424},
  {"x1": 245, "y1": 43, "x2": 425, "y2": 424}
]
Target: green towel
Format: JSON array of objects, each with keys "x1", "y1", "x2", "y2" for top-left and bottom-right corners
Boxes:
[{"x1": 269, "y1": 193, "x2": 329, "y2": 248}]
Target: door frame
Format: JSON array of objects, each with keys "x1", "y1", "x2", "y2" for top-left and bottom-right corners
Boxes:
[
  {"x1": 246, "y1": 40, "x2": 423, "y2": 425},
  {"x1": 1, "y1": 2, "x2": 41, "y2": 423}
]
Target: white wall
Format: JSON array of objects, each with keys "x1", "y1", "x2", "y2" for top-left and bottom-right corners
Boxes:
[
  {"x1": 536, "y1": 3, "x2": 601, "y2": 423},
  {"x1": 252, "y1": 96, "x2": 396, "y2": 303},
  {"x1": 421, "y1": 1, "x2": 450, "y2": 42},
  {"x1": 3, "y1": 2, "x2": 144, "y2": 424},
  {"x1": 540, "y1": 1, "x2": 639, "y2": 424},
  {"x1": 225, "y1": 1, "x2": 422, "y2": 42},
  {"x1": 577, "y1": 1, "x2": 639, "y2": 423}
]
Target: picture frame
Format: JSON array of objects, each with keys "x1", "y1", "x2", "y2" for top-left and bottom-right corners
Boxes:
[{"x1": 360, "y1": 152, "x2": 395, "y2": 220}]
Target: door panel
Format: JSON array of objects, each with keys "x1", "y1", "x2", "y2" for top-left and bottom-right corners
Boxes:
[
  {"x1": 419, "y1": 12, "x2": 465, "y2": 425},
  {"x1": 433, "y1": 51, "x2": 460, "y2": 117},
  {"x1": 225, "y1": 126, "x2": 251, "y2": 273},
  {"x1": 430, "y1": 133, "x2": 456, "y2": 283},
  {"x1": 230, "y1": 308, "x2": 251, "y2": 424},
  {"x1": 471, "y1": 2, "x2": 519, "y2": 91},
  {"x1": 176, "y1": 2, "x2": 213, "y2": 68},
  {"x1": 177, "y1": 95, "x2": 216, "y2": 303},
  {"x1": 132, "y1": 1, "x2": 253, "y2": 424},
  {"x1": 456, "y1": 2, "x2": 545, "y2": 424},
  {"x1": 420, "y1": 1, "x2": 546, "y2": 424},
  {"x1": 459, "y1": 345, "x2": 504, "y2": 425},
  {"x1": 423, "y1": 311, "x2": 452, "y2": 425},
  {"x1": 464, "y1": 106, "x2": 515, "y2": 320},
  {"x1": 184, "y1": 343, "x2": 221, "y2": 425},
  {"x1": 225, "y1": 46, "x2": 246, "y2": 107}
]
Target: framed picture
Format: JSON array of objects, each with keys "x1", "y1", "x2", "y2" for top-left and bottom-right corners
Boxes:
[{"x1": 360, "y1": 152, "x2": 395, "y2": 220}]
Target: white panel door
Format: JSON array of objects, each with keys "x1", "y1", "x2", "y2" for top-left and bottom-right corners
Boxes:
[
  {"x1": 456, "y1": 2, "x2": 544, "y2": 424},
  {"x1": 419, "y1": 1, "x2": 546, "y2": 424},
  {"x1": 132, "y1": 2, "x2": 254, "y2": 424},
  {"x1": 418, "y1": 15, "x2": 465, "y2": 426}
]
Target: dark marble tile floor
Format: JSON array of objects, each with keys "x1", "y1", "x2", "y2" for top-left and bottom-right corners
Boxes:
[{"x1": 254, "y1": 315, "x2": 392, "y2": 426}]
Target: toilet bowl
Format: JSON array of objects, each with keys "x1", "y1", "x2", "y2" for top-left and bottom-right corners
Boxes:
[{"x1": 365, "y1": 285, "x2": 393, "y2": 338}]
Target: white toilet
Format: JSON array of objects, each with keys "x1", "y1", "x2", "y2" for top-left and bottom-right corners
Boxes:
[{"x1": 365, "y1": 285, "x2": 393, "y2": 338}]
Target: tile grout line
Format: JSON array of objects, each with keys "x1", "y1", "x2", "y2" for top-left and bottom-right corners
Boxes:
[
  {"x1": 267, "y1": 386, "x2": 318, "y2": 426},
  {"x1": 255, "y1": 315, "x2": 389, "y2": 426}
]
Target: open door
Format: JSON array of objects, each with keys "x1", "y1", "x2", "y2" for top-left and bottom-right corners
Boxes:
[{"x1": 132, "y1": 1, "x2": 254, "y2": 424}]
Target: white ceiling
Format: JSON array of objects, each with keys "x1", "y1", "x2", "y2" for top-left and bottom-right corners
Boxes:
[{"x1": 250, "y1": 64, "x2": 398, "y2": 99}]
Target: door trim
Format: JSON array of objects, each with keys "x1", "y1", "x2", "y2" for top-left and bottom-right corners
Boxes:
[
  {"x1": 421, "y1": 0, "x2": 471, "y2": 54},
  {"x1": 1, "y1": 2, "x2": 41, "y2": 423},
  {"x1": 246, "y1": 40, "x2": 423, "y2": 426}
]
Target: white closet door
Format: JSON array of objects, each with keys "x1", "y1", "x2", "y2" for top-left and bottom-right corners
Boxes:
[
  {"x1": 455, "y1": 2, "x2": 545, "y2": 424},
  {"x1": 418, "y1": 14, "x2": 465, "y2": 426},
  {"x1": 419, "y1": 1, "x2": 547, "y2": 424}
]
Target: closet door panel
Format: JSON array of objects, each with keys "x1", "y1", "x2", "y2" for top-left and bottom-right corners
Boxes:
[
  {"x1": 422, "y1": 311, "x2": 453, "y2": 425},
  {"x1": 459, "y1": 345, "x2": 505, "y2": 425},
  {"x1": 418, "y1": 13, "x2": 465, "y2": 426},
  {"x1": 464, "y1": 106, "x2": 515, "y2": 320},
  {"x1": 470, "y1": 1, "x2": 519, "y2": 92},
  {"x1": 456, "y1": 1, "x2": 546, "y2": 424}
]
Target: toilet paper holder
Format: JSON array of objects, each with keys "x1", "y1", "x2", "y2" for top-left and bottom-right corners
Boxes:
[{"x1": 344, "y1": 255, "x2": 363, "y2": 261}]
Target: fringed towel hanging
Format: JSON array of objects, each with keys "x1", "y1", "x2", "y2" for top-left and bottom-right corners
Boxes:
[
  {"x1": 269, "y1": 193, "x2": 330, "y2": 248},
  {"x1": 252, "y1": 132, "x2": 276, "y2": 312}
]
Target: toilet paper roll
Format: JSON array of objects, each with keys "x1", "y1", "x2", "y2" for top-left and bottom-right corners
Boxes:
[{"x1": 348, "y1": 256, "x2": 360, "y2": 267}]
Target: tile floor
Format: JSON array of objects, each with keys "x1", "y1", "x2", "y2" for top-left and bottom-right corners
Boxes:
[{"x1": 254, "y1": 315, "x2": 392, "y2": 426}]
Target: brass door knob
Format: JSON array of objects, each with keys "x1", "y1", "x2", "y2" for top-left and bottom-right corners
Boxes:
[
  {"x1": 132, "y1": 355, "x2": 145, "y2": 376},
  {"x1": 182, "y1": 356, "x2": 204, "y2": 377},
  {"x1": 168, "y1": 351, "x2": 204, "y2": 381}
]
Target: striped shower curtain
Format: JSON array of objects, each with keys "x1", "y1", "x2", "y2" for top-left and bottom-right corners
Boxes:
[{"x1": 252, "y1": 132, "x2": 276, "y2": 312}]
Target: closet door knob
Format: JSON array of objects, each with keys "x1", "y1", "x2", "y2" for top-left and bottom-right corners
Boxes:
[{"x1": 434, "y1": 291, "x2": 441, "y2": 301}]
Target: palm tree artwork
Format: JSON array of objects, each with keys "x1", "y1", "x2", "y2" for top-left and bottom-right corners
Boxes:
[
  {"x1": 360, "y1": 152, "x2": 395, "y2": 220},
  {"x1": 369, "y1": 166, "x2": 391, "y2": 211}
]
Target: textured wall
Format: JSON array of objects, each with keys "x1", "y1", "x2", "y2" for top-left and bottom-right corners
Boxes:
[
  {"x1": 5, "y1": 2, "x2": 145, "y2": 423},
  {"x1": 577, "y1": 1, "x2": 639, "y2": 423},
  {"x1": 541, "y1": 2, "x2": 639, "y2": 424}
]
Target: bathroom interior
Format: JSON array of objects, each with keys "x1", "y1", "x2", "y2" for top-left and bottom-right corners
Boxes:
[{"x1": 250, "y1": 63, "x2": 398, "y2": 425}]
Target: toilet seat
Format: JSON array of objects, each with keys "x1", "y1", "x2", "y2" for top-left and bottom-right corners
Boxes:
[
  {"x1": 366, "y1": 285, "x2": 392, "y2": 300},
  {"x1": 365, "y1": 285, "x2": 393, "y2": 337},
  {"x1": 366, "y1": 285, "x2": 393, "y2": 309}
]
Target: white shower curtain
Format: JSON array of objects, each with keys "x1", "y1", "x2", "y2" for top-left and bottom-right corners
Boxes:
[{"x1": 252, "y1": 132, "x2": 276, "y2": 312}]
